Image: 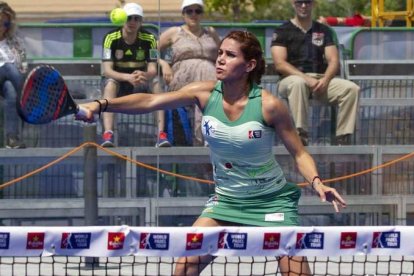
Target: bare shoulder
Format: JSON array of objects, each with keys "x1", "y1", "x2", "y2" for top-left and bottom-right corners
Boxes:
[
  {"x1": 180, "y1": 80, "x2": 217, "y2": 108},
  {"x1": 161, "y1": 26, "x2": 180, "y2": 43},
  {"x1": 261, "y1": 89, "x2": 290, "y2": 122},
  {"x1": 261, "y1": 89, "x2": 286, "y2": 111}
]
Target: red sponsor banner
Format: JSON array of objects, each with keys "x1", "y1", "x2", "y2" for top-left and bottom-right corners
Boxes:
[
  {"x1": 340, "y1": 232, "x2": 357, "y2": 249},
  {"x1": 27, "y1": 232, "x2": 45, "y2": 250},
  {"x1": 108, "y1": 232, "x2": 125, "y2": 250},
  {"x1": 186, "y1": 233, "x2": 203, "y2": 250},
  {"x1": 263, "y1": 233, "x2": 280, "y2": 250}
]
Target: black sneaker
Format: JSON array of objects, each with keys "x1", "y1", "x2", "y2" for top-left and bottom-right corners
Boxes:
[
  {"x1": 335, "y1": 134, "x2": 351, "y2": 146},
  {"x1": 6, "y1": 134, "x2": 26, "y2": 149}
]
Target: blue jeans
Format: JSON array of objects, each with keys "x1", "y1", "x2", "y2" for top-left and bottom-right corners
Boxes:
[{"x1": 0, "y1": 63, "x2": 24, "y2": 136}]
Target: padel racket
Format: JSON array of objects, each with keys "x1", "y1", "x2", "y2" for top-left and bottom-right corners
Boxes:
[{"x1": 19, "y1": 65, "x2": 86, "y2": 124}]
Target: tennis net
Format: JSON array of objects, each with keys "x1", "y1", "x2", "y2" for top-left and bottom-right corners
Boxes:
[{"x1": 0, "y1": 225, "x2": 413, "y2": 276}]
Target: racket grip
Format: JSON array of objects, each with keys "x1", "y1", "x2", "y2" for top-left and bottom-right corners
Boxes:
[{"x1": 76, "y1": 105, "x2": 89, "y2": 117}]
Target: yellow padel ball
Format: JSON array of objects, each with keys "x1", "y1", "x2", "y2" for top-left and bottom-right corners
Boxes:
[{"x1": 110, "y1": 8, "x2": 127, "y2": 25}]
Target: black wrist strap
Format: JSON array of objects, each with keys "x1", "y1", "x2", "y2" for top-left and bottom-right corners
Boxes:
[
  {"x1": 311, "y1": 176, "x2": 321, "y2": 190},
  {"x1": 94, "y1": 100, "x2": 102, "y2": 118}
]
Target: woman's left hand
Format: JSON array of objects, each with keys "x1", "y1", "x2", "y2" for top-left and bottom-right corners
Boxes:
[{"x1": 313, "y1": 182, "x2": 347, "y2": 212}]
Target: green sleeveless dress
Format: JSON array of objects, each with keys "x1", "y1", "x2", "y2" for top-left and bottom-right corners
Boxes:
[{"x1": 199, "y1": 82, "x2": 301, "y2": 226}]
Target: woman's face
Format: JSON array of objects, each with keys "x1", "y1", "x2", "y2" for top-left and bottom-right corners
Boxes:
[
  {"x1": 0, "y1": 13, "x2": 10, "y2": 38},
  {"x1": 182, "y1": 4, "x2": 203, "y2": 27},
  {"x1": 215, "y1": 38, "x2": 249, "y2": 82}
]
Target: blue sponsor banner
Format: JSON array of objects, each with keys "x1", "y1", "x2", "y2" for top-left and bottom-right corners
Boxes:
[
  {"x1": 140, "y1": 233, "x2": 170, "y2": 250},
  {"x1": 218, "y1": 232, "x2": 248, "y2": 250},
  {"x1": 61, "y1": 232, "x2": 91, "y2": 249},
  {"x1": 296, "y1": 232, "x2": 324, "y2": 250},
  {"x1": 372, "y1": 231, "x2": 400, "y2": 249},
  {"x1": 0, "y1": 233, "x2": 9, "y2": 249}
]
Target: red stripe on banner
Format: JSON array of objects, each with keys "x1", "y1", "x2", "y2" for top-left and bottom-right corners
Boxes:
[{"x1": 53, "y1": 85, "x2": 68, "y2": 120}]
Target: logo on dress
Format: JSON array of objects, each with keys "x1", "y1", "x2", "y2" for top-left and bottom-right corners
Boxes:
[
  {"x1": 312, "y1": 32, "x2": 325, "y2": 47},
  {"x1": 372, "y1": 231, "x2": 400, "y2": 248},
  {"x1": 218, "y1": 232, "x2": 247, "y2": 250},
  {"x1": 203, "y1": 120, "x2": 214, "y2": 137},
  {"x1": 248, "y1": 130, "x2": 262, "y2": 139},
  {"x1": 27, "y1": 232, "x2": 45, "y2": 250}
]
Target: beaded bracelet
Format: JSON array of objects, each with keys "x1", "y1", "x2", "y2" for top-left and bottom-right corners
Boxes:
[
  {"x1": 102, "y1": 99, "x2": 109, "y2": 112},
  {"x1": 311, "y1": 176, "x2": 321, "y2": 190},
  {"x1": 94, "y1": 100, "x2": 102, "y2": 118}
]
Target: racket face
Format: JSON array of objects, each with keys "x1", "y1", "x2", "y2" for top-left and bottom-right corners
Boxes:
[{"x1": 19, "y1": 65, "x2": 77, "y2": 124}]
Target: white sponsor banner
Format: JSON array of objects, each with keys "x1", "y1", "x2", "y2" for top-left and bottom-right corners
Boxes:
[{"x1": 0, "y1": 226, "x2": 412, "y2": 257}]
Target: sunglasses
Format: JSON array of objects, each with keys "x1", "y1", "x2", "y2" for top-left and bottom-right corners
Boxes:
[
  {"x1": 127, "y1": 15, "x2": 142, "y2": 22},
  {"x1": 294, "y1": 0, "x2": 313, "y2": 5},
  {"x1": 184, "y1": 8, "x2": 203, "y2": 15}
]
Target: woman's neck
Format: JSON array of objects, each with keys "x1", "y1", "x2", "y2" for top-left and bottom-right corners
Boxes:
[
  {"x1": 183, "y1": 24, "x2": 203, "y2": 37},
  {"x1": 222, "y1": 80, "x2": 251, "y2": 103}
]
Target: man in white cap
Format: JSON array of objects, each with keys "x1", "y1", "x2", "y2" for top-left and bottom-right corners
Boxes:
[{"x1": 100, "y1": 2, "x2": 157, "y2": 147}]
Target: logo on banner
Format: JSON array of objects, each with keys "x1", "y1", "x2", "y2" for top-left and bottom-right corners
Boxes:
[
  {"x1": 139, "y1": 233, "x2": 169, "y2": 250},
  {"x1": 108, "y1": 232, "x2": 125, "y2": 250},
  {"x1": 0, "y1": 233, "x2": 10, "y2": 249},
  {"x1": 186, "y1": 233, "x2": 203, "y2": 250},
  {"x1": 60, "y1": 232, "x2": 91, "y2": 249},
  {"x1": 340, "y1": 232, "x2": 357, "y2": 249},
  {"x1": 296, "y1": 232, "x2": 324, "y2": 249},
  {"x1": 263, "y1": 233, "x2": 281, "y2": 250},
  {"x1": 217, "y1": 232, "x2": 247, "y2": 250},
  {"x1": 372, "y1": 231, "x2": 400, "y2": 248},
  {"x1": 248, "y1": 130, "x2": 262, "y2": 139},
  {"x1": 27, "y1": 232, "x2": 45, "y2": 250}
]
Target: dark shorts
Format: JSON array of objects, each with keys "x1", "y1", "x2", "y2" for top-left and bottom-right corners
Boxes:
[
  {"x1": 199, "y1": 182, "x2": 301, "y2": 227},
  {"x1": 101, "y1": 77, "x2": 151, "y2": 96}
]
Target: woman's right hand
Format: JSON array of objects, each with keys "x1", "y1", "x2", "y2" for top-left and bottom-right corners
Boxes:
[{"x1": 75, "y1": 101, "x2": 100, "y2": 123}]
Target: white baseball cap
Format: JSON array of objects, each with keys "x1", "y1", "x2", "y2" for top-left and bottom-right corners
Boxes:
[
  {"x1": 181, "y1": 0, "x2": 204, "y2": 10},
  {"x1": 123, "y1": 3, "x2": 144, "y2": 17}
]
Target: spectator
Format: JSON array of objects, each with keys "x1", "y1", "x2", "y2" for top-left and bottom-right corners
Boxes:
[
  {"x1": 100, "y1": 2, "x2": 157, "y2": 147},
  {"x1": 157, "y1": 0, "x2": 220, "y2": 146},
  {"x1": 0, "y1": 1, "x2": 26, "y2": 148},
  {"x1": 271, "y1": 0, "x2": 360, "y2": 146}
]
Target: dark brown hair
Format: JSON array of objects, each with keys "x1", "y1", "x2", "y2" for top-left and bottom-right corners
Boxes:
[
  {"x1": 0, "y1": 1, "x2": 16, "y2": 38},
  {"x1": 221, "y1": 30, "x2": 265, "y2": 85}
]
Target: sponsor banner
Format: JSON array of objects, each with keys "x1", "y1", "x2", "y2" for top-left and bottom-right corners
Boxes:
[{"x1": 0, "y1": 226, "x2": 411, "y2": 257}]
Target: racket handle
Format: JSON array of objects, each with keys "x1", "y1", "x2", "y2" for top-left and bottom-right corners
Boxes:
[
  {"x1": 76, "y1": 105, "x2": 89, "y2": 117},
  {"x1": 76, "y1": 105, "x2": 98, "y2": 122}
]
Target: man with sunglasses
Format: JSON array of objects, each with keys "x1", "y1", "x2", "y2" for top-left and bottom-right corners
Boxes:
[
  {"x1": 100, "y1": 2, "x2": 157, "y2": 147},
  {"x1": 271, "y1": 0, "x2": 360, "y2": 146}
]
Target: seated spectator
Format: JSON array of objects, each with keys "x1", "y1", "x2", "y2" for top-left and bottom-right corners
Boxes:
[
  {"x1": 100, "y1": 2, "x2": 157, "y2": 147},
  {"x1": 0, "y1": 1, "x2": 26, "y2": 148},
  {"x1": 157, "y1": 0, "x2": 220, "y2": 146},
  {"x1": 271, "y1": 0, "x2": 360, "y2": 146}
]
